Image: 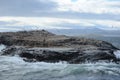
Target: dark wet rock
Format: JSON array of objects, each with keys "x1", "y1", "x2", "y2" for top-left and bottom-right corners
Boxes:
[
  {"x1": 1, "y1": 46, "x2": 119, "y2": 64},
  {"x1": 20, "y1": 49, "x2": 80, "y2": 63},
  {"x1": 69, "y1": 50, "x2": 116, "y2": 63},
  {"x1": 0, "y1": 46, "x2": 24, "y2": 56}
]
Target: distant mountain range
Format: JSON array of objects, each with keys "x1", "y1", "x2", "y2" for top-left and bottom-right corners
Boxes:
[
  {"x1": 47, "y1": 28, "x2": 120, "y2": 36},
  {"x1": 0, "y1": 26, "x2": 120, "y2": 36}
]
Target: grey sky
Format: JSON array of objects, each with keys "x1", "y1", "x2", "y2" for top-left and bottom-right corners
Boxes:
[{"x1": 0, "y1": 0, "x2": 120, "y2": 31}]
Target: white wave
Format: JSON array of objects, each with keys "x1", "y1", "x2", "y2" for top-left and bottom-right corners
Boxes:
[
  {"x1": 0, "y1": 44, "x2": 6, "y2": 52},
  {"x1": 114, "y1": 50, "x2": 120, "y2": 59}
]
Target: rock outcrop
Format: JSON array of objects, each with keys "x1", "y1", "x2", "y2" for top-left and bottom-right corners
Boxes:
[
  {"x1": 0, "y1": 30, "x2": 119, "y2": 64},
  {"x1": 0, "y1": 46, "x2": 119, "y2": 64},
  {"x1": 0, "y1": 30, "x2": 117, "y2": 49}
]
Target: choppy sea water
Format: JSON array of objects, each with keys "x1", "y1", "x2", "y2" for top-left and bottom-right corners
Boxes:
[
  {"x1": 0, "y1": 45, "x2": 120, "y2": 80},
  {"x1": 0, "y1": 56, "x2": 120, "y2": 80}
]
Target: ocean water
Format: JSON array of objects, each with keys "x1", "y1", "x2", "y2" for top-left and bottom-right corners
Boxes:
[
  {"x1": 0, "y1": 56, "x2": 120, "y2": 80},
  {"x1": 0, "y1": 45, "x2": 120, "y2": 80}
]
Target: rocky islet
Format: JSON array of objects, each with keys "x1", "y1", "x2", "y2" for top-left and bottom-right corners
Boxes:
[{"x1": 0, "y1": 30, "x2": 119, "y2": 64}]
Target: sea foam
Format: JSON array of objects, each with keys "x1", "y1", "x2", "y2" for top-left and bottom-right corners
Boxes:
[{"x1": 114, "y1": 50, "x2": 120, "y2": 59}]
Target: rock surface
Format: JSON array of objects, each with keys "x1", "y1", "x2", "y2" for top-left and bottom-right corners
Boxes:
[
  {"x1": 0, "y1": 46, "x2": 119, "y2": 64},
  {"x1": 0, "y1": 30, "x2": 119, "y2": 64},
  {"x1": 0, "y1": 30, "x2": 117, "y2": 49}
]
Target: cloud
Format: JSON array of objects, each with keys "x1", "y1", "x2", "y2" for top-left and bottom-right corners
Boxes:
[
  {"x1": 0, "y1": 0, "x2": 120, "y2": 17},
  {"x1": 53, "y1": 0, "x2": 120, "y2": 14},
  {"x1": 0, "y1": 0, "x2": 57, "y2": 16},
  {"x1": 0, "y1": 0, "x2": 120, "y2": 30},
  {"x1": 0, "y1": 17, "x2": 120, "y2": 30},
  {"x1": 0, "y1": 0, "x2": 119, "y2": 21}
]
